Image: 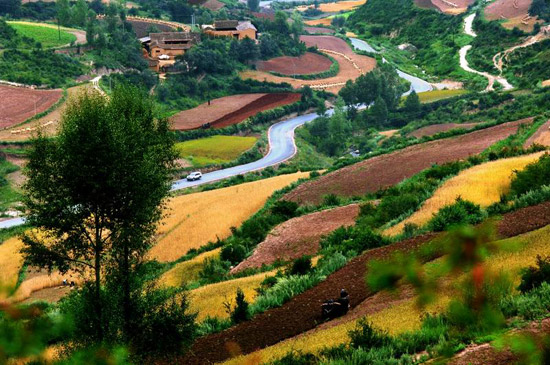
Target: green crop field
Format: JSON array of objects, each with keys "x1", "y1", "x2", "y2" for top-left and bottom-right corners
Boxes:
[
  {"x1": 175, "y1": 135, "x2": 258, "y2": 167},
  {"x1": 417, "y1": 89, "x2": 468, "y2": 103},
  {"x1": 9, "y1": 22, "x2": 77, "y2": 49}
]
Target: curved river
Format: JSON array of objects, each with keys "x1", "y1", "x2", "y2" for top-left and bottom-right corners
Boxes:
[{"x1": 0, "y1": 39, "x2": 433, "y2": 230}]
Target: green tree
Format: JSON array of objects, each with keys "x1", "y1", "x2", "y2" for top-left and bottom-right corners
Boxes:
[
  {"x1": 56, "y1": 0, "x2": 72, "y2": 26},
  {"x1": 290, "y1": 11, "x2": 304, "y2": 41},
  {"x1": 0, "y1": 0, "x2": 21, "y2": 15},
  {"x1": 404, "y1": 90, "x2": 421, "y2": 113},
  {"x1": 247, "y1": 0, "x2": 260, "y2": 12},
  {"x1": 21, "y1": 86, "x2": 177, "y2": 342},
  {"x1": 72, "y1": 0, "x2": 88, "y2": 27},
  {"x1": 371, "y1": 96, "x2": 388, "y2": 125}
]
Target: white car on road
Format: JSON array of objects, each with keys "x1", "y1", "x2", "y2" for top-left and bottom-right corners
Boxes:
[{"x1": 186, "y1": 171, "x2": 202, "y2": 181}]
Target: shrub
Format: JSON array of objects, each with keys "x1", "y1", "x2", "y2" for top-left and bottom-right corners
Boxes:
[
  {"x1": 518, "y1": 255, "x2": 550, "y2": 293},
  {"x1": 220, "y1": 244, "x2": 247, "y2": 265},
  {"x1": 288, "y1": 256, "x2": 312, "y2": 276},
  {"x1": 198, "y1": 258, "x2": 230, "y2": 282},
  {"x1": 270, "y1": 200, "x2": 299, "y2": 220},
  {"x1": 375, "y1": 193, "x2": 420, "y2": 223},
  {"x1": 272, "y1": 350, "x2": 317, "y2": 364},
  {"x1": 511, "y1": 154, "x2": 550, "y2": 196},
  {"x1": 349, "y1": 318, "x2": 391, "y2": 349},
  {"x1": 501, "y1": 282, "x2": 550, "y2": 320},
  {"x1": 230, "y1": 288, "x2": 250, "y2": 324},
  {"x1": 424, "y1": 161, "x2": 464, "y2": 180},
  {"x1": 428, "y1": 198, "x2": 484, "y2": 232},
  {"x1": 322, "y1": 194, "x2": 341, "y2": 206}
]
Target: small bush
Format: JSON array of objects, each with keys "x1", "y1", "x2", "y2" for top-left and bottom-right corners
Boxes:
[
  {"x1": 322, "y1": 194, "x2": 341, "y2": 206},
  {"x1": 511, "y1": 154, "x2": 550, "y2": 196},
  {"x1": 230, "y1": 288, "x2": 250, "y2": 324},
  {"x1": 288, "y1": 256, "x2": 313, "y2": 276},
  {"x1": 271, "y1": 350, "x2": 317, "y2": 365},
  {"x1": 518, "y1": 255, "x2": 550, "y2": 293},
  {"x1": 428, "y1": 198, "x2": 484, "y2": 232},
  {"x1": 349, "y1": 318, "x2": 391, "y2": 349},
  {"x1": 424, "y1": 161, "x2": 464, "y2": 180},
  {"x1": 220, "y1": 244, "x2": 247, "y2": 265},
  {"x1": 198, "y1": 258, "x2": 230, "y2": 282},
  {"x1": 501, "y1": 282, "x2": 550, "y2": 320},
  {"x1": 270, "y1": 200, "x2": 299, "y2": 220}
]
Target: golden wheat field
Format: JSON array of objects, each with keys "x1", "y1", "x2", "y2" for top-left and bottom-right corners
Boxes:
[
  {"x1": 0, "y1": 237, "x2": 24, "y2": 296},
  {"x1": 148, "y1": 172, "x2": 311, "y2": 262},
  {"x1": 384, "y1": 153, "x2": 544, "y2": 236},
  {"x1": 189, "y1": 270, "x2": 277, "y2": 321},
  {"x1": 159, "y1": 249, "x2": 221, "y2": 287}
]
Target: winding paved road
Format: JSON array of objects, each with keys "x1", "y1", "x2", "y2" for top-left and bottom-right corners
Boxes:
[{"x1": 0, "y1": 37, "x2": 433, "y2": 230}]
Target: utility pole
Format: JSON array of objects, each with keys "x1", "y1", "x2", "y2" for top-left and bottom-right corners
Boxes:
[{"x1": 58, "y1": 17, "x2": 61, "y2": 41}]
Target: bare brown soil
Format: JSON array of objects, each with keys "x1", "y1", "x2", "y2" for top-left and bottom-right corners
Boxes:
[
  {"x1": 304, "y1": 26, "x2": 335, "y2": 34},
  {"x1": 0, "y1": 85, "x2": 62, "y2": 129},
  {"x1": 179, "y1": 201, "x2": 550, "y2": 364},
  {"x1": 201, "y1": 0, "x2": 224, "y2": 10},
  {"x1": 430, "y1": 0, "x2": 474, "y2": 14},
  {"x1": 284, "y1": 118, "x2": 532, "y2": 206},
  {"x1": 305, "y1": 18, "x2": 333, "y2": 26},
  {"x1": 409, "y1": 122, "x2": 479, "y2": 138},
  {"x1": 171, "y1": 93, "x2": 300, "y2": 130},
  {"x1": 414, "y1": 0, "x2": 438, "y2": 10},
  {"x1": 300, "y1": 35, "x2": 353, "y2": 55},
  {"x1": 0, "y1": 84, "x2": 89, "y2": 142},
  {"x1": 21, "y1": 286, "x2": 72, "y2": 304},
  {"x1": 231, "y1": 204, "x2": 360, "y2": 274},
  {"x1": 257, "y1": 52, "x2": 333, "y2": 75},
  {"x1": 524, "y1": 119, "x2": 550, "y2": 147},
  {"x1": 128, "y1": 19, "x2": 174, "y2": 38},
  {"x1": 485, "y1": 0, "x2": 540, "y2": 31}
]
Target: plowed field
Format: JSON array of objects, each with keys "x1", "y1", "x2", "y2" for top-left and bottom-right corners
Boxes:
[
  {"x1": 180, "y1": 201, "x2": 550, "y2": 364},
  {"x1": 231, "y1": 204, "x2": 360, "y2": 273},
  {"x1": 409, "y1": 122, "x2": 479, "y2": 138},
  {"x1": 485, "y1": 0, "x2": 539, "y2": 32},
  {"x1": 430, "y1": 0, "x2": 474, "y2": 14},
  {"x1": 256, "y1": 52, "x2": 333, "y2": 75},
  {"x1": 284, "y1": 118, "x2": 532, "y2": 205},
  {"x1": 171, "y1": 93, "x2": 300, "y2": 130},
  {"x1": 524, "y1": 119, "x2": 550, "y2": 147},
  {"x1": 0, "y1": 85, "x2": 62, "y2": 129},
  {"x1": 300, "y1": 35, "x2": 353, "y2": 54},
  {"x1": 304, "y1": 26, "x2": 335, "y2": 34}
]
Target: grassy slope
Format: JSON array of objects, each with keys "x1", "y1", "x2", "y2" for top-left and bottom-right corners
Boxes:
[
  {"x1": 9, "y1": 22, "x2": 76, "y2": 48},
  {"x1": 0, "y1": 157, "x2": 21, "y2": 212},
  {"x1": 175, "y1": 135, "x2": 258, "y2": 167}
]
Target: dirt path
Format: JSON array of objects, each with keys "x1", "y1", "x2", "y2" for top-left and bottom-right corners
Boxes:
[
  {"x1": 179, "y1": 201, "x2": 550, "y2": 364},
  {"x1": 460, "y1": 14, "x2": 514, "y2": 91},
  {"x1": 493, "y1": 25, "x2": 550, "y2": 73}
]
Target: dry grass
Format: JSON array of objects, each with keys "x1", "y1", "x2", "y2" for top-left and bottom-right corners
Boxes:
[
  {"x1": 384, "y1": 153, "x2": 544, "y2": 236},
  {"x1": 158, "y1": 249, "x2": 221, "y2": 287},
  {"x1": 10, "y1": 272, "x2": 73, "y2": 303},
  {"x1": 543, "y1": 80, "x2": 550, "y2": 87},
  {"x1": 0, "y1": 237, "x2": 24, "y2": 296},
  {"x1": 297, "y1": 0, "x2": 366, "y2": 12},
  {"x1": 148, "y1": 172, "x2": 311, "y2": 262},
  {"x1": 189, "y1": 270, "x2": 276, "y2": 321}
]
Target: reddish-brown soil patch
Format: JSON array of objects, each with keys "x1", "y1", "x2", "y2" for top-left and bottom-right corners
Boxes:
[
  {"x1": 430, "y1": 0, "x2": 474, "y2": 14},
  {"x1": 231, "y1": 204, "x2": 360, "y2": 274},
  {"x1": 202, "y1": 0, "x2": 224, "y2": 10},
  {"x1": 304, "y1": 26, "x2": 335, "y2": 34},
  {"x1": 485, "y1": 0, "x2": 533, "y2": 21},
  {"x1": 257, "y1": 52, "x2": 333, "y2": 76},
  {"x1": 414, "y1": 0, "x2": 438, "y2": 10},
  {"x1": 409, "y1": 122, "x2": 479, "y2": 138},
  {"x1": 171, "y1": 93, "x2": 300, "y2": 130},
  {"x1": 524, "y1": 119, "x2": 550, "y2": 147},
  {"x1": 284, "y1": 118, "x2": 532, "y2": 206},
  {"x1": 21, "y1": 286, "x2": 72, "y2": 304},
  {"x1": 0, "y1": 85, "x2": 62, "y2": 129},
  {"x1": 300, "y1": 35, "x2": 354, "y2": 55},
  {"x1": 179, "y1": 201, "x2": 550, "y2": 364}
]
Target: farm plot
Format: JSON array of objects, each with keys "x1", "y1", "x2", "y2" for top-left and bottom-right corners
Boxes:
[
  {"x1": 284, "y1": 118, "x2": 532, "y2": 206},
  {"x1": 0, "y1": 85, "x2": 62, "y2": 130},
  {"x1": 0, "y1": 237, "x2": 24, "y2": 296},
  {"x1": 429, "y1": 0, "x2": 474, "y2": 14},
  {"x1": 300, "y1": 35, "x2": 354, "y2": 55},
  {"x1": 231, "y1": 204, "x2": 360, "y2": 273},
  {"x1": 256, "y1": 52, "x2": 333, "y2": 76},
  {"x1": 182, "y1": 202, "x2": 550, "y2": 364},
  {"x1": 171, "y1": 93, "x2": 300, "y2": 130},
  {"x1": 485, "y1": 0, "x2": 539, "y2": 32},
  {"x1": 0, "y1": 85, "x2": 89, "y2": 142},
  {"x1": 416, "y1": 89, "x2": 468, "y2": 103},
  {"x1": 148, "y1": 172, "x2": 311, "y2": 262},
  {"x1": 524, "y1": 119, "x2": 550, "y2": 147},
  {"x1": 159, "y1": 249, "x2": 221, "y2": 288},
  {"x1": 127, "y1": 19, "x2": 174, "y2": 38},
  {"x1": 8, "y1": 21, "x2": 77, "y2": 48},
  {"x1": 385, "y1": 152, "x2": 545, "y2": 236},
  {"x1": 408, "y1": 122, "x2": 479, "y2": 138},
  {"x1": 304, "y1": 26, "x2": 335, "y2": 34},
  {"x1": 175, "y1": 135, "x2": 257, "y2": 167},
  {"x1": 297, "y1": 0, "x2": 366, "y2": 12},
  {"x1": 189, "y1": 270, "x2": 276, "y2": 321}
]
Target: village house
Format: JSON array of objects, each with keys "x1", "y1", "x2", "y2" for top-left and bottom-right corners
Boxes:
[
  {"x1": 202, "y1": 20, "x2": 257, "y2": 40},
  {"x1": 140, "y1": 32, "x2": 200, "y2": 72}
]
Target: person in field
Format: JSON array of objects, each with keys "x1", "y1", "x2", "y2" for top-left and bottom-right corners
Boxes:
[{"x1": 321, "y1": 289, "x2": 350, "y2": 320}]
